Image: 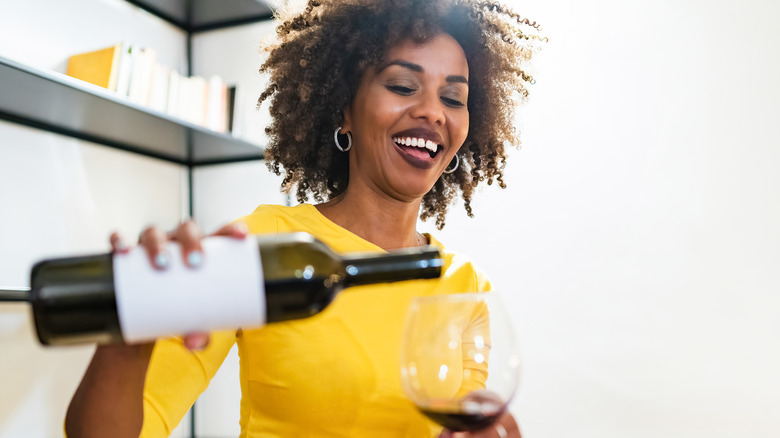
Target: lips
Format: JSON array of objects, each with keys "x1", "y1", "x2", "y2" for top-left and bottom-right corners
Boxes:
[{"x1": 391, "y1": 127, "x2": 445, "y2": 168}]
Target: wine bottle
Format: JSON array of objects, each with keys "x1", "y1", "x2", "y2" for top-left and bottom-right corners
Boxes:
[{"x1": 28, "y1": 232, "x2": 443, "y2": 346}]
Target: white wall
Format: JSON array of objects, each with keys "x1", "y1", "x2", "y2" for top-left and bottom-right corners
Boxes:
[
  {"x1": 0, "y1": 0, "x2": 192, "y2": 436},
  {"x1": 0, "y1": 125, "x2": 188, "y2": 438},
  {"x1": 188, "y1": 22, "x2": 287, "y2": 436},
  {"x1": 0, "y1": 1, "x2": 278, "y2": 437},
  {"x1": 0, "y1": 0, "x2": 187, "y2": 73},
  {"x1": 419, "y1": 0, "x2": 780, "y2": 436},
  {"x1": 191, "y1": 21, "x2": 278, "y2": 147},
  {"x1": 190, "y1": 162, "x2": 285, "y2": 437}
]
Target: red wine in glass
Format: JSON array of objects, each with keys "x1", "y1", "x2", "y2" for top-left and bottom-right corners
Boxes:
[
  {"x1": 400, "y1": 292, "x2": 521, "y2": 432},
  {"x1": 419, "y1": 393, "x2": 507, "y2": 431}
]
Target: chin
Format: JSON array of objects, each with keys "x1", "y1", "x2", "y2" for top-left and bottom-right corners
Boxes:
[{"x1": 389, "y1": 179, "x2": 438, "y2": 202}]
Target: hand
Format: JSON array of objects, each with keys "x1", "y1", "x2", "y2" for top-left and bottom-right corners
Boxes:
[
  {"x1": 438, "y1": 411, "x2": 521, "y2": 438},
  {"x1": 110, "y1": 220, "x2": 249, "y2": 350}
]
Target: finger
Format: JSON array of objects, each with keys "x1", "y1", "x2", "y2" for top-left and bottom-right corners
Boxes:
[
  {"x1": 110, "y1": 231, "x2": 130, "y2": 254},
  {"x1": 211, "y1": 222, "x2": 249, "y2": 239},
  {"x1": 183, "y1": 332, "x2": 210, "y2": 350},
  {"x1": 138, "y1": 226, "x2": 170, "y2": 270},
  {"x1": 498, "y1": 411, "x2": 520, "y2": 438},
  {"x1": 448, "y1": 429, "x2": 485, "y2": 438},
  {"x1": 170, "y1": 220, "x2": 204, "y2": 269},
  {"x1": 440, "y1": 430, "x2": 470, "y2": 438},
  {"x1": 450, "y1": 415, "x2": 517, "y2": 438},
  {"x1": 468, "y1": 412, "x2": 518, "y2": 438}
]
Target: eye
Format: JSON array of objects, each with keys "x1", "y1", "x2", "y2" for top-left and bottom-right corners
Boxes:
[
  {"x1": 386, "y1": 85, "x2": 416, "y2": 95},
  {"x1": 441, "y1": 96, "x2": 465, "y2": 108}
]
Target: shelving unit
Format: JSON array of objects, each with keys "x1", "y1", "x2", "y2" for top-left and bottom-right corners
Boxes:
[
  {"x1": 0, "y1": 56, "x2": 264, "y2": 166},
  {"x1": 0, "y1": 0, "x2": 276, "y2": 166}
]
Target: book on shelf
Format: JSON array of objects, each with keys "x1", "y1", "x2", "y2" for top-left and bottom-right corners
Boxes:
[
  {"x1": 206, "y1": 75, "x2": 228, "y2": 133},
  {"x1": 226, "y1": 86, "x2": 237, "y2": 134},
  {"x1": 128, "y1": 46, "x2": 157, "y2": 106},
  {"x1": 65, "y1": 43, "x2": 122, "y2": 90},
  {"x1": 64, "y1": 43, "x2": 238, "y2": 136},
  {"x1": 148, "y1": 64, "x2": 170, "y2": 113},
  {"x1": 166, "y1": 69, "x2": 182, "y2": 119},
  {"x1": 115, "y1": 43, "x2": 134, "y2": 97},
  {"x1": 230, "y1": 86, "x2": 245, "y2": 138},
  {"x1": 180, "y1": 75, "x2": 207, "y2": 127}
]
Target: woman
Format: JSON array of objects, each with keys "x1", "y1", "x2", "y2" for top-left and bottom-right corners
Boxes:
[{"x1": 65, "y1": 0, "x2": 542, "y2": 437}]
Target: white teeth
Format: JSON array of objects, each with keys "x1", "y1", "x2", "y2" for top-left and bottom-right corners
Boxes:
[{"x1": 393, "y1": 136, "x2": 440, "y2": 154}]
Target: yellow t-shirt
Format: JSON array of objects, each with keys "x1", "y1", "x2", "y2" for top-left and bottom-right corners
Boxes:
[{"x1": 141, "y1": 204, "x2": 492, "y2": 437}]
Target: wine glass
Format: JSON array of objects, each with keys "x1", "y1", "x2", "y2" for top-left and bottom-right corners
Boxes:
[{"x1": 400, "y1": 292, "x2": 521, "y2": 431}]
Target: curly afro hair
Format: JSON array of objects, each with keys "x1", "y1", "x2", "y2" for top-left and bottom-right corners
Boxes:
[{"x1": 258, "y1": 0, "x2": 544, "y2": 229}]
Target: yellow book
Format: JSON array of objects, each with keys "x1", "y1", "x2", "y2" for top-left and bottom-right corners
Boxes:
[{"x1": 65, "y1": 43, "x2": 122, "y2": 91}]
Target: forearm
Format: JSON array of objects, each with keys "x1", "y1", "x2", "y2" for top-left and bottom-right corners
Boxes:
[{"x1": 65, "y1": 343, "x2": 154, "y2": 438}]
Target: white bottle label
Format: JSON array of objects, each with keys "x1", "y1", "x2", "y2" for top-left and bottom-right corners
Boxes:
[{"x1": 113, "y1": 237, "x2": 265, "y2": 343}]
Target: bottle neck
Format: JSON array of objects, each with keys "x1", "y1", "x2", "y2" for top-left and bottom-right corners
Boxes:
[{"x1": 342, "y1": 246, "x2": 443, "y2": 287}]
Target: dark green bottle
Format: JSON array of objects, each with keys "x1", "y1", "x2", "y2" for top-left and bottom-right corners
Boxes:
[{"x1": 28, "y1": 232, "x2": 443, "y2": 346}]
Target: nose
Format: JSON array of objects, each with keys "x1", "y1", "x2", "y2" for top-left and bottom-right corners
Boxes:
[{"x1": 408, "y1": 89, "x2": 445, "y2": 126}]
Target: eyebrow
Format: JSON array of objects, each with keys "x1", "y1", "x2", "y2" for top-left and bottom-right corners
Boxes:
[{"x1": 379, "y1": 59, "x2": 469, "y2": 84}]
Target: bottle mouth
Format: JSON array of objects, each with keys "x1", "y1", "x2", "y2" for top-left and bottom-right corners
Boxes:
[{"x1": 0, "y1": 287, "x2": 30, "y2": 302}]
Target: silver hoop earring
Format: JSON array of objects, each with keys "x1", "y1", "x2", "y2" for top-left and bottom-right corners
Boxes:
[
  {"x1": 443, "y1": 154, "x2": 459, "y2": 174},
  {"x1": 334, "y1": 126, "x2": 352, "y2": 152}
]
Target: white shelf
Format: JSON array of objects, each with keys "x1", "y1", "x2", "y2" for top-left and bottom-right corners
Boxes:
[{"x1": 0, "y1": 55, "x2": 264, "y2": 166}]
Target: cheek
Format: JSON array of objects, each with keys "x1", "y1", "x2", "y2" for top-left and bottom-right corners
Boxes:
[
  {"x1": 451, "y1": 111, "x2": 470, "y2": 148},
  {"x1": 356, "y1": 95, "x2": 405, "y2": 139}
]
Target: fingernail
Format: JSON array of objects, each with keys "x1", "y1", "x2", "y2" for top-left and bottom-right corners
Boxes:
[
  {"x1": 155, "y1": 252, "x2": 170, "y2": 269},
  {"x1": 188, "y1": 339, "x2": 204, "y2": 350},
  {"x1": 187, "y1": 335, "x2": 208, "y2": 350},
  {"x1": 187, "y1": 251, "x2": 203, "y2": 268},
  {"x1": 116, "y1": 241, "x2": 128, "y2": 253}
]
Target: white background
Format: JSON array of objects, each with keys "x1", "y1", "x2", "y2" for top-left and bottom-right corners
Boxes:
[
  {"x1": 422, "y1": 0, "x2": 780, "y2": 436},
  {"x1": 1, "y1": 0, "x2": 779, "y2": 437}
]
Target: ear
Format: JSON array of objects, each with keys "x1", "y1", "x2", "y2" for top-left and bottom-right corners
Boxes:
[{"x1": 340, "y1": 104, "x2": 353, "y2": 134}]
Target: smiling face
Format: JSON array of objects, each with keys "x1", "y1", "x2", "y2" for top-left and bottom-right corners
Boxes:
[{"x1": 341, "y1": 32, "x2": 470, "y2": 202}]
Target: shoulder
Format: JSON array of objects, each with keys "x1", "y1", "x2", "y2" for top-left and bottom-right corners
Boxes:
[
  {"x1": 234, "y1": 204, "x2": 322, "y2": 235},
  {"x1": 232, "y1": 204, "x2": 282, "y2": 234},
  {"x1": 233, "y1": 204, "x2": 316, "y2": 235},
  {"x1": 427, "y1": 234, "x2": 492, "y2": 293}
]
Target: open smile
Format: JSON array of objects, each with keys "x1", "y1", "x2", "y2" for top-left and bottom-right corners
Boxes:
[{"x1": 391, "y1": 128, "x2": 444, "y2": 169}]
